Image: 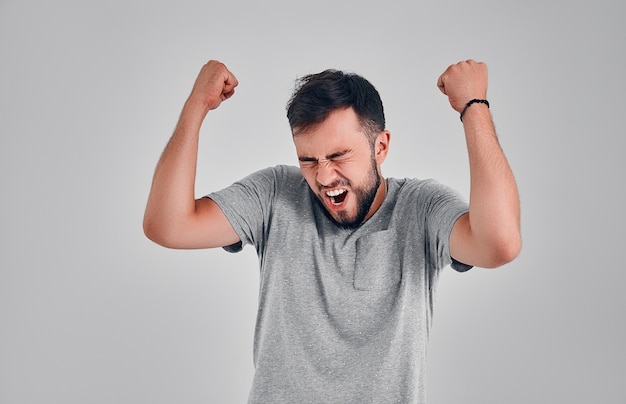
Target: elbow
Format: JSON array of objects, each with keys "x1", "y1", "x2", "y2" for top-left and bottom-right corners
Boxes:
[
  {"x1": 484, "y1": 233, "x2": 522, "y2": 268},
  {"x1": 143, "y1": 217, "x2": 161, "y2": 245},
  {"x1": 143, "y1": 213, "x2": 173, "y2": 248}
]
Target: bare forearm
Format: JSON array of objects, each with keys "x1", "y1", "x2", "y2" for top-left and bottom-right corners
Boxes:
[
  {"x1": 143, "y1": 100, "x2": 209, "y2": 237},
  {"x1": 438, "y1": 60, "x2": 521, "y2": 267},
  {"x1": 143, "y1": 60, "x2": 240, "y2": 248},
  {"x1": 462, "y1": 105, "x2": 521, "y2": 263}
]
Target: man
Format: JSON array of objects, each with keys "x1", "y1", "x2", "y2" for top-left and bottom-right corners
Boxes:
[{"x1": 144, "y1": 59, "x2": 521, "y2": 403}]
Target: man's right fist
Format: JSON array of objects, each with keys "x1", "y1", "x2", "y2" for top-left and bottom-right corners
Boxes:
[{"x1": 188, "y1": 60, "x2": 239, "y2": 111}]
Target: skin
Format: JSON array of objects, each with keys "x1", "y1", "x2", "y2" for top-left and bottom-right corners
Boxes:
[
  {"x1": 144, "y1": 59, "x2": 521, "y2": 268},
  {"x1": 293, "y1": 107, "x2": 389, "y2": 229},
  {"x1": 143, "y1": 61, "x2": 240, "y2": 249},
  {"x1": 438, "y1": 60, "x2": 521, "y2": 267}
]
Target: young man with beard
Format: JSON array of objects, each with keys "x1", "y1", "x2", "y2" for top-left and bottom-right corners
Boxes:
[{"x1": 144, "y1": 59, "x2": 521, "y2": 403}]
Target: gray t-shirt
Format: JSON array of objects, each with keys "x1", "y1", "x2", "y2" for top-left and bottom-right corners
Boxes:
[{"x1": 208, "y1": 165, "x2": 470, "y2": 404}]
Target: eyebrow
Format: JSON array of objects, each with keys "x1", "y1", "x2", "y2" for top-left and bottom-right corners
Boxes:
[{"x1": 298, "y1": 149, "x2": 352, "y2": 163}]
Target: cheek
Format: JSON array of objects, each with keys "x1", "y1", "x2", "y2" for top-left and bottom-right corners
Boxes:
[{"x1": 341, "y1": 162, "x2": 369, "y2": 182}]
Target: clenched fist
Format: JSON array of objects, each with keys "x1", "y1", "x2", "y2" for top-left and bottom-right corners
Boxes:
[
  {"x1": 437, "y1": 60, "x2": 488, "y2": 113},
  {"x1": 188, "y1": 60, "x2": 239, "y2": 112}
]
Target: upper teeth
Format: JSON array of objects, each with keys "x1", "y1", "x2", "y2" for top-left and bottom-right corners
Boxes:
[{"x1": 326, "y1": 189, "x2": 346, "y2": 197}]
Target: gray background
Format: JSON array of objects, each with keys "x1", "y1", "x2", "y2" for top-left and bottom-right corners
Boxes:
[{"x1": 1, "y1": 0, "x2": 624, "y2": 403}]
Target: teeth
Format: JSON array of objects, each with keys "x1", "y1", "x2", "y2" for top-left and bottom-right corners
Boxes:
[{"x1": 326, "y1": 189, "x2": 346, "y2": 197}]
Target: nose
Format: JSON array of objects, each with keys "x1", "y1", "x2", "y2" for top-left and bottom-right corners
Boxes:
[{"x1": 316, "y1": 160, "x2": 336, "y2": 188}]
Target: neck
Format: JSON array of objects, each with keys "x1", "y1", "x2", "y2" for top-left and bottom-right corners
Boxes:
[{"x1": 364, "y1": 175, "x2": 387, "y2": 222}]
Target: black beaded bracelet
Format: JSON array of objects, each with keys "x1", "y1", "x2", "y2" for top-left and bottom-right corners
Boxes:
[{"x1": 460, "y1": 99, "x2": 489, "y2": 122}]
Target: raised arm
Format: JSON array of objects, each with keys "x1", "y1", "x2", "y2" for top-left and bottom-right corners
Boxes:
[
  {"x1": 437, "y1": 60, "x2": 521, "y2": 268},
  {"x1": 143, "y1": 60, "x2": 240, "y2": 249}
]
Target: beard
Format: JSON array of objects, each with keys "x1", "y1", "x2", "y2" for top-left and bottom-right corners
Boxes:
[{"x1": 313, "y1": 157, "x2": 381, "y2": 230}]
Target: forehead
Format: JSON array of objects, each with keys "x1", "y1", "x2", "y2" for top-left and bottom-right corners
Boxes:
[{"x1": 293, "y1": 108, "x2": 369, "y2": 156}]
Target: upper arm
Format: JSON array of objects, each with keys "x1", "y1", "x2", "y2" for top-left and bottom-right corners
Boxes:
[
  {"x1": 144, "y1": 197, "x2": 240, "y2": 249},
  {"x1": 449, "y1": 213, "x2": 477, "y2": 266},
  {"x1": 450, "y1": 212, "x2": 521, "y2": 268}
]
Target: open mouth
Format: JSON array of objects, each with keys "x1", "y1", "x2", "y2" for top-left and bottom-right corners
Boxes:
[{"x1": 326, "y1": 189, "x2": 348, "y2": 206}]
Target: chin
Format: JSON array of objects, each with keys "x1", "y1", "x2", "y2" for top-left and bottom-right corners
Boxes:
[{"x1": 331, "y1": 207, "x2": 367, "y2": 230}]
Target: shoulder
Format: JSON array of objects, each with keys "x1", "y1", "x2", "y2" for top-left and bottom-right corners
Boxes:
[
  {"x1": 388, "y1": 177, "x2": 447, "y2": 199},
  {"x1": 264, "y1": 165, "x2": 307, "y2": 192},
  {"x1": 231, "y1": 165, "x2": 303, "y2": 188},
  {"x1": 387, "y1": 177, "x2": 467, "y2": 214},
  {"x1": 255, "y1": 164, "x2": 302, "y2": 180},
  {"x1": 274, "y1": 164, "x2": 304, "y2": 182}
]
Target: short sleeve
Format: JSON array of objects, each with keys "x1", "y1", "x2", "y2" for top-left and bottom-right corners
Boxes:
[
  {"x1": 421, "y1": 180, "x2": 472, "y2": 272},
  {"x1": 207, "y1": 166, "x2": 282, "y2": 252},
  {"x1": 451, "y1": 257, "x2": 473, "y2": 272}
]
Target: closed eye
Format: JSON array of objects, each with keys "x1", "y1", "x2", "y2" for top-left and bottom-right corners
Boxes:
[
  {"x1": 298, "y1": 149, "x2": 353, "y2": 168},
  {"x1": 326, "y1": 149, "x2": 352, "y2": 160},
  {"x1": 298, "y1": 157, "x2": 318, "y2": 169}
]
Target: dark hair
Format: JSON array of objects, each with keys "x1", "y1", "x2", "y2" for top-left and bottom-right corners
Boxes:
[{"x1": 286, "y1": 69, "x2": 385, "y2": 139}]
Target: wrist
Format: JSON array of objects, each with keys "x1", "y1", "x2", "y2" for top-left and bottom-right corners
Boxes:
[
  {"x1": 460, "y1": 99, "x2": 489, "y2": 122},
  {"x1": 177, "y1": 102, "x2": 209, "y2": 133},
  {"x1": 182, "y1": 96, "x2": 211, "y2": 120}
]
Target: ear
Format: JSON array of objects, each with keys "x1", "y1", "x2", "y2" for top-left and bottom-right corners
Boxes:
[{"x1": 374, "y1": 130, "x2": 391, "y2": 164}]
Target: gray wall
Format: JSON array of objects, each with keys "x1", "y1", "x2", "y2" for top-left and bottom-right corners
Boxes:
[{"x1": 1, "y1": 0, "x2": 624, "y2": 403}]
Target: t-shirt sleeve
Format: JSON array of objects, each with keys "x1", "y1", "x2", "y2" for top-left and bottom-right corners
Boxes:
[
  {"x1": 206, "y1": 166, "x2": 281, "y2": 253},
  {"x1": 421, "y1": 180, "x2": 472, "y2": 272}
]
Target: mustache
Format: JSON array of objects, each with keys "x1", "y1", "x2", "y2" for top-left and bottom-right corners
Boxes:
[{"x1": 318, "y1": 178, "x2": 351, "y2": 192}]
